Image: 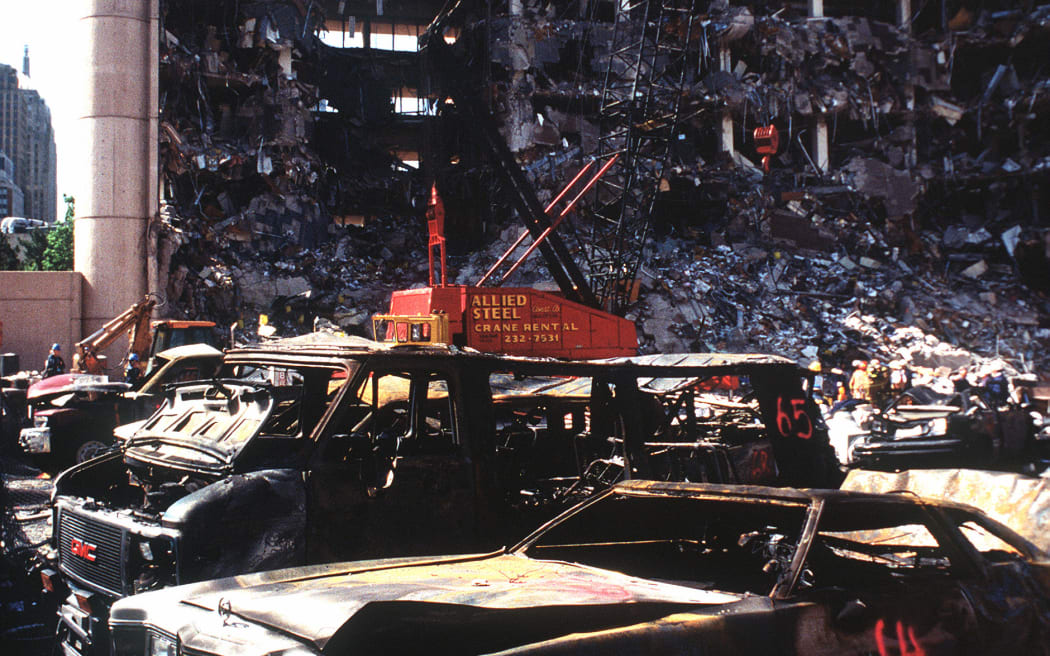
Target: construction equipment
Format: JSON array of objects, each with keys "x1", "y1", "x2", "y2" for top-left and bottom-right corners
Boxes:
[
  {"x1": 375, "y1": 163, "x2": 637, "y2": 359},
  {"x1": 73, "y1": 296, "x2": 157, "y2": 374},
  {"x1": 587, "y1": 0, "x2": 700, "y2": 315},
  {"x1": 371, "y1": 9, "x2": 637, "y2": 359},
  {"x1": 73, "y1": 295, "x2": 218, "y2": 374},
  {"x1": 148, "y1": 319, "x2": 221, "y2": 361}
]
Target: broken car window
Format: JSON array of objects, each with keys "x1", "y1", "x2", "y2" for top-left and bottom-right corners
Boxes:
[
  {"x1": 799, "y1": 501, "x2": 955, "y2": 592},
  {"x1": 334, "y1": 370, "x2": 459, "y2": 456},
  {"x1": 521, "y1": 492, "x2": 808, "y2": 595},
  {"x1": 955, "y1": 521, "x2": 1024, "y2": 560},
  {"x1": 940, "y1": 508, "x2": 1033, "y2": 562}
]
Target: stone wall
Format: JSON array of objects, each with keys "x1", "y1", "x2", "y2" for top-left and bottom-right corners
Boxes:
[{"x1": 0, "y1": 272, "x2": 82, "y2": 374}]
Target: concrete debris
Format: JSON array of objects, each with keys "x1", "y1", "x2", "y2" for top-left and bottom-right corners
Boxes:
[
  {"x1": 151, "y1": 0, "x2": 1050, "y2": 386},
  {"x1": 961, "y1": 260, "x2": 989, "y2": 279}
]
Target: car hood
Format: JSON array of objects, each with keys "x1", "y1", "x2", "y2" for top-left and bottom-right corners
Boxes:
[
  {"x1": 27, "y1": 373, "x2": 129, "y2": 402},
  {"x1": 175, "y1": 553, "x2": 742, "y2": 650}
]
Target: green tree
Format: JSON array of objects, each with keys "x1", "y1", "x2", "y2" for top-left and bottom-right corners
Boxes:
[
  {"x1": 0, "y1": 235, "x2": 19, "y2": 270},
  {"x1": 40, "y1": 195, "x2": 75, "y2": 271},
  {"x1": 20, "y1": 228, "x2": 49, "y2": 271}
]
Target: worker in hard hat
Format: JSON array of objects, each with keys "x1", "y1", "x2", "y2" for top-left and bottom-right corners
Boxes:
[
  {"x1": 848, "y1": 360, "x2": 869, "y2": 403},
  {"x1": 125, "y1": 353, "x2": 144, "y2": 386},
  {"x1": 867, "y1": 357, "x2": 891, "y2": 409},
  {"x1": 807, "y1": 361, "x2": 827, "y2": 406},
  {"x1": 43, "y1": 343, "x2": 66, "y2": 379}
]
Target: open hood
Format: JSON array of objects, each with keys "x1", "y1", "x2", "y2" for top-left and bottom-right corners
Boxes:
[{"x1": 124, "y1": 380, "x2": 288, "y2": 468}]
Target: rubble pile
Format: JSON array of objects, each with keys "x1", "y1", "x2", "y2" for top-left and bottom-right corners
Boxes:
[
  {"x1": 154, "y1": 0, "x2": 1050, "y2": 379},
  {"x1": 156, "y1": 0, "x2": 419, "y2": 322},
  {"x1": 630, "y1": 235, "x2": 1048, "y2": 373}
]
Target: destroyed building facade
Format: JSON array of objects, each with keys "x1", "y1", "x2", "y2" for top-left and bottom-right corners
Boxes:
[{"x1": 155, "y1": 0, "x2": 1050, "y2": 375}]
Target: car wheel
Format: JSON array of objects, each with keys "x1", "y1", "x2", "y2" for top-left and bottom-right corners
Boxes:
[{"x1": 75, "y1": 439, "x2": 109, "y2": 463}]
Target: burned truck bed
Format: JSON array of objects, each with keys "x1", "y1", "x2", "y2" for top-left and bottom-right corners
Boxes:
[{"x1": 47, "y1": 333, "x2": 838, "y2": 656}]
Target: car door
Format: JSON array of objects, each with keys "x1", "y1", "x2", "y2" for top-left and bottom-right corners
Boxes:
[
  {"x1": 306, "y1": 365, "x2": 485, "y2": 563},
  {"x1": 939, "y1": 508, "x2": 1050, "y2": 653},
  {"x1": 775, "y1": 498, "x2": 984, "y2": 655}
]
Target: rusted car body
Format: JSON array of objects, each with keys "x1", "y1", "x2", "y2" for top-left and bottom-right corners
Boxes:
[
  {"x1": 48, "y1": 333, "x2": 839, "y2": 655},
  {"x1": 108, "y1": 481, "x2": 1050, "y2": 656}
]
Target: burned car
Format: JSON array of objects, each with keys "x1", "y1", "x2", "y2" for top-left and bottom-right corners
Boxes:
[
  {"x1": 47, "y1": 334, "x2": 838, "y2": 655},
  {"x1": 18, "y1": 344, "x2": 222, "y2": 466},
  {"x1": 18, "y1": 373, "x2": 132, "y2": 465},
  {"x1": 828, "y1": 384, "x2": 1034, "y2": 470},
  {"x1": 108, "y1": 480, "x2": 1050, "y2": 656}
]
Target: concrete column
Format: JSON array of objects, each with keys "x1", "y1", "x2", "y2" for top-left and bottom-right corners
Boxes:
[
  {"x1": 812, "y1": 119, "x2": 829, "y2": 173},
  {"x1": 897, "y1": 0, "x2": 912, "y2": 27},
  {"x1": 718, "y1": 47, "x2": 734, "y2": 154},
  {"x1": 721, "y1": 115, "x2": 735, "y2": 155},
  {"x1": 899, "y1": 0, "x2": 917, "y2": 167},
  {"x1": 809, "y1": 0, "x2": 827, "y2": 172},
  {"x1": 72, "y1": 0, "x2": 158, "y2": 355}
]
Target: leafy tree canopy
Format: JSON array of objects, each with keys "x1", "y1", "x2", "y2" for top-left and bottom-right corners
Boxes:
[{"x1": 39, "y1": 195, "x2": 75, "y2": 271}]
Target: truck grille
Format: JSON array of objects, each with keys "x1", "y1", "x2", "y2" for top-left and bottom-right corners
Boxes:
[{"x1": 57, "y1": 509, "x2": 125, "y2": 596}]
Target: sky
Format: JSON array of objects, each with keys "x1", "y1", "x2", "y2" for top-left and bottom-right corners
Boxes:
[{"x1": 0, "y1": 5, "x2": 80, "y2": 216}]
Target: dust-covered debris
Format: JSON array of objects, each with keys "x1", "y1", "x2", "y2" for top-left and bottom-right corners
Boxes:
[{"x1": 152, "y1": 0, "x2": 1049, "y2": 383}]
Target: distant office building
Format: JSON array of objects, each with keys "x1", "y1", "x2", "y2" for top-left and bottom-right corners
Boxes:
[
  {"x1": 0, "y1": 149, "x2": 25, "y2": 218},
  {"x1": 0, "y1": 56, "x2": 57, "y2": 222}
]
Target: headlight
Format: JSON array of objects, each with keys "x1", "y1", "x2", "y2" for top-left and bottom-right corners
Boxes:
[
  {"x1": 927, "y1": 417, "x2": 948, "y2": 436},
  {"x1": 111, "y1": 627, "x2": 148, "y2": 656},
  {"x1": 149, "y1": 632, "x2": 177, "y2": 656}
]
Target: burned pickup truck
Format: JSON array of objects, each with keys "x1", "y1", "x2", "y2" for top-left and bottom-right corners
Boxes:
[
  {"x1": 109, "y1": 481, "x2": 1050, "y2": 656},
  {"x1": 46, "y1": 333, "x2": 838, "y2": 655}
]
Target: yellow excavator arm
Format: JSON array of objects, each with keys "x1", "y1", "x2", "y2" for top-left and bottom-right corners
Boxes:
[{"x1": 73, "y1": 296, "x2": 157, "y2": 374}]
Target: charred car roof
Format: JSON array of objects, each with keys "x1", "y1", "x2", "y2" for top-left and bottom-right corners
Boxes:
[{"x1": 224, "y1": 333, "x2": 802, "y2": 376}]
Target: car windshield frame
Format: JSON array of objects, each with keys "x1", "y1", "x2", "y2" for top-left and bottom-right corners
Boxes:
[{"x1": 513, "y1": 486, "x2": 813, "y2": 597}]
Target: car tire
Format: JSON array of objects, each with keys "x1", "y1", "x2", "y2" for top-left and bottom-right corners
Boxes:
[{"x1": 74, "y1": 439, "x2": 109, "y2": 464}]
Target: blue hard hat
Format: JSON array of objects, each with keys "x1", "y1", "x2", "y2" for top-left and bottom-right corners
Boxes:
[
  {"x1": 51, "y1": 343, "x2": 61, "y2": 351},
  {"x1": 129, "y1": 353, "x2": 139, "y2": 361}
]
